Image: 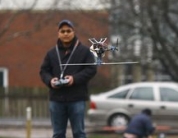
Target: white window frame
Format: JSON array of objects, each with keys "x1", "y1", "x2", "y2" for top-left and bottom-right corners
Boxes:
[{"x1": 0, "y1": 67, "x2": 8, "y2": 87}]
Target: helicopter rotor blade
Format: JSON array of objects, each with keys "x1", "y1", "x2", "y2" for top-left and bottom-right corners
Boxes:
[
  {"x1": 99, "y1": 38, "x2": 107, "y2": 43},
  {"x1": 89, "y1": 38, "x2": 98, "y2": 44},
  {"x1": 60, "y1": 61, "x2": 139, "y2": 66},
  {"x1": 61, "y1": 63, "x2": 98, "y2": 66},
  {"x1": 100, "y1": 61, "x2": 139, "y2": 65}
]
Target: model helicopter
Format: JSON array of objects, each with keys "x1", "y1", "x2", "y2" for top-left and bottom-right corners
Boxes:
[{"x1": 61, "y1": 38, "x2": 138, "y2": 66}]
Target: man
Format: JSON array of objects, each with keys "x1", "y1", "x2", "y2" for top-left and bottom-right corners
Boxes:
[
  {"x1": 40, "y1": 19, "x2": 97, "y2": 138},
  {"x1": 123, "y1": 109, "x2": 155, "y2": 138}
]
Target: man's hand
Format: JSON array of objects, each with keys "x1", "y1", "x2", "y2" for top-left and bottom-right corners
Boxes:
[
  {"x1": 65, "y1": 75, "x2": 74, "y2": 86},
  {"x1": 148, "y1": 135, "x2": 153, "y2": 138},
  {"x1": 50, "y1": 77, "x2": 59, "y2": 88}
]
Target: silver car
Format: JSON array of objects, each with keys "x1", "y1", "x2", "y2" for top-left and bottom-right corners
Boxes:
[{"x1": 87, "y1": 82, "x2": 178, "y2": 128}]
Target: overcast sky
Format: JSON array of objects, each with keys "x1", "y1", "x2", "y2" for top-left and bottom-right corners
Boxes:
[{"x1": 0, "y1": 0, "x2": 110, "y2": 10}]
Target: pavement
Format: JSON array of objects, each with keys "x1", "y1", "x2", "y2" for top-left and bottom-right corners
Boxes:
[
  {"x1": 1, "y1": 119, "x2": 178, "y2": 138},
  {"x1": 0, "y1": 127, "x2": 53, "y2": 138},
  {"x1": 0, "y1": 118, "x2": 93, "y2": 138},
  {"x1": 0, "y1": 119, "x2": 52, "y2": 138},
  {"x1": 0, "y1": 118, "x2": 71, "y2": 138}
]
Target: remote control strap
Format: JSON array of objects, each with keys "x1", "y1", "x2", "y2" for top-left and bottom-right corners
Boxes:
[{"x1": 55, "y1": 40, "x2": 79, "y2": 79}]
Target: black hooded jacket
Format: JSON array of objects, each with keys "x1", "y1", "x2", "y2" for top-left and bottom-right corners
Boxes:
[{"x1": 40, "y1": 37, "x2": 97, "y2": 102}]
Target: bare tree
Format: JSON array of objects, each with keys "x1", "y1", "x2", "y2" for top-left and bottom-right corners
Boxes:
[
  {"x1": 108, "y1": 0, "x2": 178, "y2": 82},
  {"x1": 0, "y1": 0, "x2": 109, "y2": 45},
  {"x1": 0, "y1": 0, "x2": 40, "y2": 45}
]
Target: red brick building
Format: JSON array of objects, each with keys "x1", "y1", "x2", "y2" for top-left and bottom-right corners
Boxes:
[{"x1": 0, "y1": 11, "x2": 110, "y2": 88}]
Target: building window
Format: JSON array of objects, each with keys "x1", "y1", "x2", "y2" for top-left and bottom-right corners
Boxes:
[{"x1": 0, "y1": 68, "x2": 8, "y2": 87}]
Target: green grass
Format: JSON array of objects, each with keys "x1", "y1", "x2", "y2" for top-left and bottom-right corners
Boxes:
[
  {"x1": 88, "y1": 134, "x2": 122, "y2": 138},
  {"x1": 88, "y1": 134, "x2": 178, "y2": 138}
]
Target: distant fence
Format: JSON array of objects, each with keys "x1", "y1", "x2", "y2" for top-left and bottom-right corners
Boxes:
[{"x1": 0, "y1": 87, "x2": 49, "y2": 119}]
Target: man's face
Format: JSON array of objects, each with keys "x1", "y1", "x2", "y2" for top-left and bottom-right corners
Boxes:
[{"x1": 58, "y1": 25, "x2": 75, "y2": 44}]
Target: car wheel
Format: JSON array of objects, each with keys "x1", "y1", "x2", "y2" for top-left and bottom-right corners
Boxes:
[{"x1": 108, "y1": 113, "x2": 129, "y2": 127}]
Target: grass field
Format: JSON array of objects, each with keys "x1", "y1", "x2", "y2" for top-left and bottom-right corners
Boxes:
[
  {"x1": 0, "y1": 134, "x2": 178, "y2": 138},
  {"x1": 88, "y1": 134, "x2": 178, "y2": 138},
  {"x1": 0, "y1": 128, "x2": 178, "y2": 138}
]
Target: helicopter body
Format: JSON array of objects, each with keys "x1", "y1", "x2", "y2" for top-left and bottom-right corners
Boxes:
[{"x1": 89, "y1": 38, "x2": 116, "y2": 65}]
